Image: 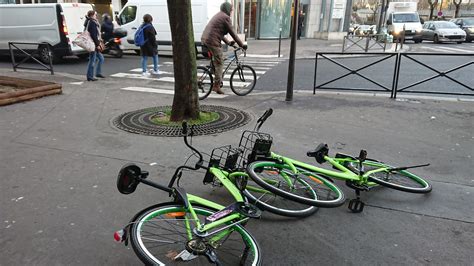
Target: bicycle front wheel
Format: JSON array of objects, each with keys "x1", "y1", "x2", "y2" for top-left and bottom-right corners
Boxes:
[
  {"x1": 353, "y1": 160, "x2": 432, "y2": 193},
  {"x1": 197, "y1": 66, "x2": 213, "y2": 100},
  {"x1": 247, "y1": 161, "x2": 345, "y2": 208},
  {"x1": 230, "y1": 65, "x2": 256, "y2": 96},
  {"x1": 129, "y1": 203, "x2": 262, "y2": 265}
]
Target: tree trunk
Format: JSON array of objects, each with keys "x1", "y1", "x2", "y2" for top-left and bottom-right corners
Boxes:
[
  {"x1": 428, "y1": 0, "x2": 438, "y2": 20},
  {"x1": 453, "y1": 0, "x2": 462, "y2": 18},
  {"x1": 167, "y1": 0, "x2": 200, "y2": 122}
]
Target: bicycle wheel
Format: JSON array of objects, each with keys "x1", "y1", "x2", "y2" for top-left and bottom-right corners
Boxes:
[
  {"x1": 242, "y1": 179, "x2": 318, "y2": 218},
  {"x1": 129, "y1": 202, "x2": 262, "y2": 265},
  {"x1": 230, "y1": 65, "x2": 256, "y2": 96},
  {"x1": 197, "y1": 66, "x2": 213, "y2": 100},
  {"x1": 247, "y1": 161, "x2": 345, "y2": 208},
  {"x1": 347, "y1": 160, "x2": 432, "y2": 193}
]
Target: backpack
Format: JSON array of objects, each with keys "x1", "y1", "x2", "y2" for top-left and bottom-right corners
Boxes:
[{"x1": 134, "y1": 24, "x2": 151, "y2": 47}]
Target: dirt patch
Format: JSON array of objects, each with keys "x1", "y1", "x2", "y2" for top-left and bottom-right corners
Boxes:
[{"x1": 0, "y1": 76, "x2": 62, "y2": 106}]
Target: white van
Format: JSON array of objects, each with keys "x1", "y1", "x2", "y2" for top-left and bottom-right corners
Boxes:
[
  {"x1": 115, "y1": 0, "x2": 221, "y2": 53},
  {"x1": 0, "y1": 3, "x2": 94, "y2": 63},
  {"x1": 385, "y1": 1, "x2": 423, "y2": 43}
]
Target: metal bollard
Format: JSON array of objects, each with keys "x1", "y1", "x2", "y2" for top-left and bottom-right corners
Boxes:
[{"x1": 278, "y1": 28, "x2": 282, "y2": 58}]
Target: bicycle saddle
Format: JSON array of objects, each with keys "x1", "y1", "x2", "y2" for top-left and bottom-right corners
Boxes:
[{"x1": 307, "y1": 143, "x2": 329, "y2": 164}]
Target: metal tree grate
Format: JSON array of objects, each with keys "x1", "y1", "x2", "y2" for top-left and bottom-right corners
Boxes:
[{"x1": 112, "y1": 105, "x2": 251, "y2": 137}]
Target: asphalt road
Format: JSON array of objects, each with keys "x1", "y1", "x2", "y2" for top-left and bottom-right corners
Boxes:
[{"x1": 1, "y1": 42, "x2": 473, "y2": 98}]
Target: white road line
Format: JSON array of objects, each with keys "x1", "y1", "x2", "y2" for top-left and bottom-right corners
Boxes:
[
  {"x1": 120, "y1": 87, "x2": 227, "y2": 98},
  {"x1": 129, "y1": 69, "x2": 172, "y2": 74},
  {"x1": 112, "y1": 73, "x2": 258, "y2": 87},
  {"x1": 437, "y1": 46, "x2": 474, "y2": 53}
]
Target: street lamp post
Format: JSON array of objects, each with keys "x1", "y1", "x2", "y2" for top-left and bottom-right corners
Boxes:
[{"x1": 286, "y1": 0, "x2": 299, "y2": 102}]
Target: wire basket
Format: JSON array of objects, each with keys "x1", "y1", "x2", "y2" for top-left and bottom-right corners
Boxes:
[
  {"x1": 237, "y1": 130, "x2": 273, "y2": 168},
  {"x1": 203, "y1": 145, "x2": 242, "y2": 184}
]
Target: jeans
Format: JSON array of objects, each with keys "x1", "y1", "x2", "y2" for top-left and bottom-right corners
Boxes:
[
  {"x1": 87, "y1": 51, "x2": 104, "y2": 79},
  {"x1": 142, "y1": 55, "x2": 159, "y2": 73}
]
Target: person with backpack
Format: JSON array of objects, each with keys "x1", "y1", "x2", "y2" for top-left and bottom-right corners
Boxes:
[
  {"x1": 201, "y1": 2, "x2": 247, "y2": 94},
  {"x1": 135, "y1": 14, "x2": 158, "y2": 77}
]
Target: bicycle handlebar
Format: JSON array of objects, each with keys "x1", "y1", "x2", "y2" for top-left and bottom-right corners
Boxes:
[
  {"x1": 167, "y1": 122, "x2": 207, "y2": 188},
  {"x1": 255, "y1": 108, "x2": 273, "y2": 131}
]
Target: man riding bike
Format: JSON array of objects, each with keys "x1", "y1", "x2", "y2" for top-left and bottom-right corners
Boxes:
[{"x1": 201, "y1": 2, "x2": 247, "y2": 95}]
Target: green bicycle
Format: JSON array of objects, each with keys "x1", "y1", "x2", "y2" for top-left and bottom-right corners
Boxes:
[
  {"x1": 115, "y1": 123, "x2": 262, "y2": 265},
  {"x1": 200, "y1": 119, "x2": 345, "y2": 217},
  {"x1": 245, "y1": 109, "x2": 432, "y2": 213}
]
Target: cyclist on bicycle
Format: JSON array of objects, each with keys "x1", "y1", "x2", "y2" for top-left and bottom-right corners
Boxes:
[{"x1": 201, "y1": 2, "x2": 247, "y2": 95}]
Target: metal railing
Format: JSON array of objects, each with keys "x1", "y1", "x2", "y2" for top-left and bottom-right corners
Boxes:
[
  {"x1": 342, "y1": 34, "x2": 387, "y2": 53},
  {"x1": 313, "y1": 52, "x2": 474, "y2": 98},
  {"x1": 393, "y1": 53, "x2": 474, "y2": 98},
  {"x1": 9, "y1": 42, "x2": 54, "y2": 75}
]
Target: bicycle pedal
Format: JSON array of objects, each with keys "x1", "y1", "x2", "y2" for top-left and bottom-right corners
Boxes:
[{"x1": 348, "y1": 199, "x2": 365, "y2": 213}]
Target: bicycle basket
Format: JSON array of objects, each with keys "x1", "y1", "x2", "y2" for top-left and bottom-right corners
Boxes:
[
  {"x1": 238, "y1": 130, "x2": 273, "y2": 167},
  {"x1": 203, "y1": 145, "x2": 242, "y2": 184}
]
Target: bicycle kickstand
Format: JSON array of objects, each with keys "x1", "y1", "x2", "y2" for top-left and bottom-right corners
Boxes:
[{"x1": 348, "y1": 189, "x2": 365, "y2": 213}]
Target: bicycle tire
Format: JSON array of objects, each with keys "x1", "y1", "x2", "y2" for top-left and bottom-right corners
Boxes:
[
  {"x1": 241, "y1": 182, "x2": 318, "y2": 218},
  {"x1": 197, "y1": 66, "x2": 213, "y2": 100},
  {"x1": 347, "y1": 160, "x2": 432, "y2": 193},
  {"x1": 230, "y1": 65, "x2": 256, "y2": 96},
  {"x1": 247, "y1": 160, "x2": 346, "y2": 208},
  {"x1": 129, "y1": 202, "x2": 262, "y2": 265}
]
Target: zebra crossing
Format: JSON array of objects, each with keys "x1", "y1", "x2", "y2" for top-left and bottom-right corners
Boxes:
[
  {"x1": 111, "y1": 55, "x2": 285, "y2": 96},
  {"x1": 418, "y1": 44, "x2": 474, "y2": 54}
]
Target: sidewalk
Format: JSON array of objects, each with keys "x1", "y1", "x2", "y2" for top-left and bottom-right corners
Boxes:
[{"x1": 0, "y1": 62, "x2": 473, "y2": 264}]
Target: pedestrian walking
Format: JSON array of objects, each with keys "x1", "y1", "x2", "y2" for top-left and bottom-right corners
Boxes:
[
  {"x1": 201, "y1": 2, "x2": 247, "y2": 94},
  {"x1": 137, "y1": 14, "x2": 159, "y2": 77},
  {"x1": 297, "y1": 10, "x2": 305, "y2": 40},
  {"x1": 85, "y1": 10, "x2": 105, "y2": 81}
]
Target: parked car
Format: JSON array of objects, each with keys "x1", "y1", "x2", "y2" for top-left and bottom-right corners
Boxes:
[
  {"x1": 451, "y1": 17, "x2": 474, "y2": 42},
  {"x1": 0, "y1": 3, "x2": 94, "y2": 63},
  {"x1": 421, "y1": 21, "x2": 466, "y2": 43}
]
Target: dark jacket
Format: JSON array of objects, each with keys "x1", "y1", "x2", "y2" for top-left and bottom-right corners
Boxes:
[
  {"x1": 140, "y1": 23, "x2": 157, "y2": 56},
  {"x1": 101, "y1": 19, "x2": 114, "y2": 41},
  {"x1": 201, "y1": 11, "x2": 243, "y2": 48},
  {"x1": 85, "y1": 17, "x2": 101, "y2": 50}
]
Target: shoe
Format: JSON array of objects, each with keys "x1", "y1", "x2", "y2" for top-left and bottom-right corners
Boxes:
[
  {"x1": 212, "y1": 86, "x2": 224, "y2": 95},
  {"x1": 87, "y1": 78, "x2": 98, "y2": 81},
  {"x1": 151, "y1": 70, "x2": 159, "y2": 75},
  {"x1": 142, "y1": 72, "x2": 151, "y2": 77},
  {"x1": 96, "y1": 74, "x2": 105, "y2": 78}
]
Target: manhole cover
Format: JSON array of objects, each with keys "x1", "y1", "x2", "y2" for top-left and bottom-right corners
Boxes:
[{"x1": 112, "y1": 105, "x2": 251, "y2": 137}]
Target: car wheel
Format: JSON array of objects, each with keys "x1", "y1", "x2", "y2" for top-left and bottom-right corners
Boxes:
[
  {"x1": 38, "y1": 44, "x2": 60, "y2": 64},
  {"x1": 414, "y1": 39, "x2": 422, "y2": 43},
  {"x1": 456, "y1": 41, "x2": 462, "y2": 44},
  {"x1": 433, "y1": 35, "x2": 439, "y2": 44}
]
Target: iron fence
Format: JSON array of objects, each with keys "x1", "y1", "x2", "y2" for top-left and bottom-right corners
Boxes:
[
  {"x1": 313, "y1": 52, "x2": 474, "y2": 98},
  {"x1": 9, "y1": 42, "x2": 54, "y2": 75}
]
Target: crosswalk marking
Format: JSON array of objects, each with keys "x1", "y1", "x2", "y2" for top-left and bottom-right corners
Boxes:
[
  {"x1": 121, "y1": 86, "x2": 228, "y2": 98},
  {"x1": 112, "y1": 56, "x2": 281, "y2": 96},
  {"x1": 420, "y1": 45, "x2": 474, "y2": 53}
]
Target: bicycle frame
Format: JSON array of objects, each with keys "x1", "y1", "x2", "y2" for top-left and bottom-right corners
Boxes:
[
  {"x1": 208, "y1": 47, "x2": 244, "y2": 79},
  {"x1": 270, "y1": 152, "x2": 379, "y2": 186}
]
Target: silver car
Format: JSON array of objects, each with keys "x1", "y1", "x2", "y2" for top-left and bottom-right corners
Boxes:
[{"x1": 422, "y1": 21, "x2": 466, "y2": 43}]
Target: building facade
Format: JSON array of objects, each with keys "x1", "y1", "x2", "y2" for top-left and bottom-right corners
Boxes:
[{"x1": 2, "y1": 0, "x2": 350, "y2": 39}]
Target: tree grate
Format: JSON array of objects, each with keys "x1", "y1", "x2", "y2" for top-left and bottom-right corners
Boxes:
[{"x1": 112, "y1": 105, "x2": 251, "y2": 137}]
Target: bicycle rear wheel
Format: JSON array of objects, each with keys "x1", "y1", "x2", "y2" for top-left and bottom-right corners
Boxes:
[
  {"x1": 230, "y1": 65, "x2": 256, "y2": 96},
  {"x1": 348, "y1": 160, "x2": 432, "y2": 193},
  {"x1": 197, "y1": 66, "x2": 213, "y2": 100},
  {"x1": 247, "y1": 160, "x2": 345, "y2": 208},
  {"x1": 129, "y1": 202, "x2": 262, "y2": 265},
  {"x1": 242, "y1": 179, "x2": 318, "y2": 218}
]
